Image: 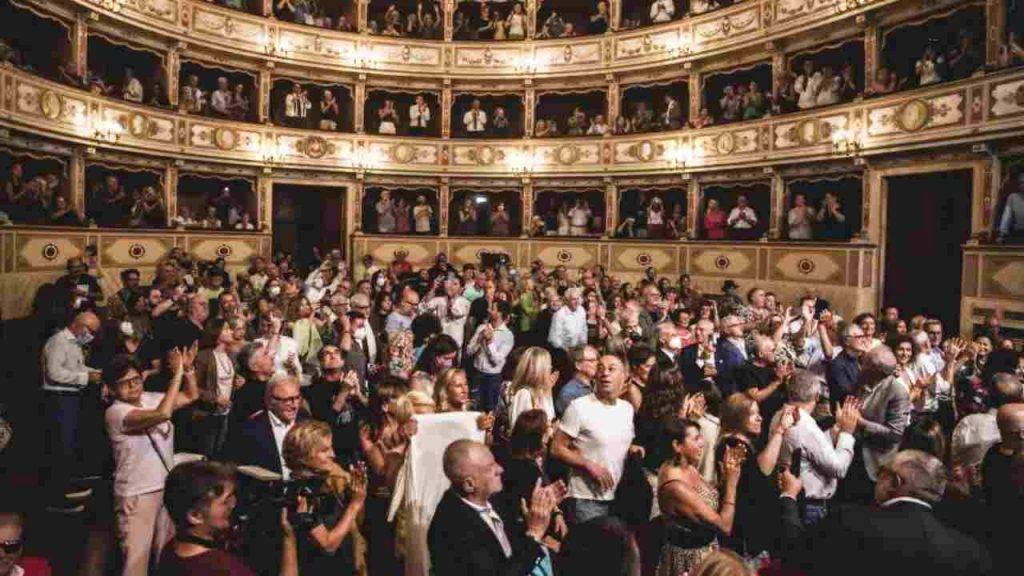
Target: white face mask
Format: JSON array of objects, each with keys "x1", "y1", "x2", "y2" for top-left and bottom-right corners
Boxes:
[
  {"x1": 120, "y1": 322, "x2": 134, "y2": 337},
  {"x1": 268, "y1": 286, "x2": 281, "y2": 297},
  {"x1": 669, "y1": 336, "x2": 683, "y2": 351}
]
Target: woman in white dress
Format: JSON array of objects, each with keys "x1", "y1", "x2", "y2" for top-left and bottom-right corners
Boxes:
[
  {"x1": 376, "y1": 190, "x2": 396, "y2": 233},
  {"x1": 413, "y1": 195, "x2": 433, "y2": 234},
  {"x1": 377, "y1": 100, "x2": 398, "y2": 135},
  {"x1": 506, "y1": 3, "x2": 526, "y2": 40},
  {"x1": 507, "y1": 347, "x2": 557, "y2": 430},
  {"x1": 815, "y1": 66, "x2": 842, "y2": 107}
]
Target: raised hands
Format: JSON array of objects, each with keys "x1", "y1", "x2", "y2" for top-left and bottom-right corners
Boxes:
[{"x1": 835, "y1": 396, "x2": 861, "y2": 434}]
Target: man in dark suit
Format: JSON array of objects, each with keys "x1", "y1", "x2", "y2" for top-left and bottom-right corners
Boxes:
[
  {"x1": 654, "y1": 322, "x2": 683, "y2": 372},
  {"x1": 429, "y1": 439, "x2": 559, "y2": 576},
  {"x1": 227, "y1": 374, "x2": 306, "y2": 478},
  {"x1": 714, "y1": 314, "x2": 748, "y2": 397},
  {"x1": 678, "y1": 319, "x2": 719, "y2": 394},
  {"x1": 779, "y1": 449, "x2": 992, "y2": 576}
]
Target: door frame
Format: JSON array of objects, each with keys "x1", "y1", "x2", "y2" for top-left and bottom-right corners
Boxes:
[
  {"x1": 869, "y1": 157, "x2": 990, "y2": 325},
  {"x1": 269, "y1": 175, "x2": 357, "y2": 256}
]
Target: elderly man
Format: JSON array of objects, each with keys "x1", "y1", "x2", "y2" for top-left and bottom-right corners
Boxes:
[
  {"x1": 556, "y1": 345, "x2": 600, "y2": 417},
  {"x1": 345, "y1": 294, "x2": 380, "y2": 384},
  {"x1": 826, "y1": 323, "x2": 870, "y2": 407},
  {"x1": 552, "y1": 354, "x2": 637, "y2": 525},
  {"x1": 952, "y1": 373, "x2": 1023, "y2": 468},
  {"x1": 43, "y1": 311, "x2": 102, "y2": 505},
  {"x1": 781, "y1": 450, "x2": 992, "y2": 575},
  {"x1": 428, "y1": 440, "x2": 558, "y2": 576},
  {"x1": 655, "y1": 322, "x2": 683, "y2": 372},
  {"x1": 679, "y1": 318, "x2": 719, "y2": 394},
  {"x1": 548, "y1": 287, "x2": 588, "y2": 351},
  {"x1": 302, "y1": 345, "x2": 365, "y2": 467},
  {"x1": 424, "y1": 277, "x2": 471, "y2": 349},
  {"x1": 982, "y1": 403, "x2": 1024, "y2": 575},
  {"x1": 385, "y1": 287, "x2": 419, "y2": 333},
  {"x1": 463, "y1": 99, "x2": 487, "y2": 137},
  {"x1": 210, "y1": 77, "x2": 231, "y2": 117},
  {"x1": 736, "y1": 334, "x2": 792, "y2": 429},
  {"x1": 227, "y1": 375, "x2": 306, "y2": 480},
  {"x1": 779, "y1": 370, "x2": 859, "y2": 526},
  {"x1": 715, "y1": 314, "x2": 748, "y2": 395},
  {"x1": 851, "y1": 345, "x2": 911, "y2": 501}
]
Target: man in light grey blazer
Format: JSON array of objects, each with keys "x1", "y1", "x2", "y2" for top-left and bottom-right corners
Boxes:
[{"x1": 853, "y1": 345, "x2": 911, "y2": 499}]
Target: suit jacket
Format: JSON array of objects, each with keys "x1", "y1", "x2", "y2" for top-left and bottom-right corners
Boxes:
[
  {"x1": 428, "y1": 488, "x2": 545, "y2": 576},
  {"x1": 781, "y1": 497, "x2": 992, "y2": 576},
  {"x1": 679, "y1": 344, "x2": 723, "y2": 394},
  {"x1": 656, "y1": 349, "x2": 677, "y2": 372},
  {"x1": 226, "y1": 409, "x2": 308, "y2": 475},
  {"x1": 857, "y1": 375, "x2": 911, "y2": 480},
  {"x1": 714, "y1": 338, "x2": 747, "y2": 397}
]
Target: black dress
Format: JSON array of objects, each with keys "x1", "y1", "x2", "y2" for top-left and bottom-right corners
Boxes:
[{"x1": 715, "y1": 435, "x2": 778, "y2": 558}]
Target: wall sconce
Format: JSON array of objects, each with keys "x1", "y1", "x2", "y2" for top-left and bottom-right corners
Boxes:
[
  {"x1": 667, "y1": 142, "x2": 701, "y2": 168},
  {"x1": 93, "y1": 118, "x2": 124, "y2": 143},
  {"x1": 507, "y1": 148, "x2": 539, "y2": 174},
  {"x1": 831, "y1": 128, "x2": 863, "y2": 156}
]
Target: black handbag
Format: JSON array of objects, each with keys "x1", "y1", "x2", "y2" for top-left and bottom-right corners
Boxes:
[{"x1": 611, "y1": 451, "x2": 653, "y2": 527}]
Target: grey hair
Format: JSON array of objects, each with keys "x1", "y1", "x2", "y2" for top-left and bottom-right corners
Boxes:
[
  {"x1": 570, "y1": 345, "x2": 598, "y2": 364},
  {"x1": 442, "y1": 439, "x2": 485, "y2": 486},
  {"x1": 862, "y1": 345, "x2": 897, "y2": 377},
  {"x1": 885, "y1": 450, "x2": 947, "y2": 503},
  {"x1": 265, "y1": 374, "x2": 299, "y2": 398},
  {"x1": 787, "y1": 370, "x2": 822, "y2": 404}
]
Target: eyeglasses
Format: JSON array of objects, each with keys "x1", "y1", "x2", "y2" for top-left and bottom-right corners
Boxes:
[
  {"x1": 0, "y1": 540, "x2": 23, "y2": 554},
  {"x1": 271, "y1": 395, "x2": 302, "y2": 404},
  {"x1": 117, "y1": 374, "x2": 142, "y2": 385}
]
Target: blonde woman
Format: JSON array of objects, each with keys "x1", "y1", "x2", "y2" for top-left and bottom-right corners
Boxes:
[
  {"x1": 282, "y1": 420, "x2": 367, "y2": 576},
  {"x1": 434, "y1": 367, "x2": 495, "y2": 433},
  {"x1": 508, "y1": 347, "x2": 558, "y2": 429}
]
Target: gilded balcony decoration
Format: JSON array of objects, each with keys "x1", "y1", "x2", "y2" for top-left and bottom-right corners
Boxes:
[
  {"x1": 990, "y1": 79, "x2": 1024, "y2": 118},
  {"x1": 26, "y1": 0, "x2": 908, "y2": 77}
]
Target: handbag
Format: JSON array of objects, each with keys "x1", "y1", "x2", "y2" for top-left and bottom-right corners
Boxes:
[{"x1": 611, "y1": 451, "x2": 653, "y2": 527}]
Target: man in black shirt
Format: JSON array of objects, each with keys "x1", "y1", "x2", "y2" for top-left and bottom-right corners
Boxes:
[
  {"x1": 734, "y1": 334, "x2": 792, "y2": 430},
  {"x1": 302, "y1": 345, "x2": 367, "y2": 467},
  {"x1": 982, "y1": 403, "x2": 1024, "y2": 575}
]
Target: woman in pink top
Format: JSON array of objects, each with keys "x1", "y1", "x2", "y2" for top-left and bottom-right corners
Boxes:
[{"x1": 703, "y1": 199, "x2": 728, "y2": 240}]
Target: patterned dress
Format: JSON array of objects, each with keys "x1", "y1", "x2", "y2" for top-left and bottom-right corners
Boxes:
[{"x1": 656, "y1": 477, "x2": 720, "y2": 576}]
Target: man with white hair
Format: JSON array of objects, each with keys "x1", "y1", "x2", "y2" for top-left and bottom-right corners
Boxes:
[
  {"x1": 852, "y1": 345, "x2": 911, "y2": 499},
  {"x1": 952, "y1": 373, "x2": 1023, "y2": 468},
  {"x1": 655, "y1": 322, "x2": 683, "y2": 371},
  {"x1": 227, "y1": 375, "x2": 306, "y2": 479},
  {"x1": 210, "y1": 77, "x2": 231, "y2": 117},
  {"x1": 679, "y1": 318, "x2": 719, "y2": 394},
  {"x1": 779, "y1": 370, "x2": 859, "y2": 526},
  {"x1": 715, "y1": 314, "x2": 748, "y2": 394},
  {"x1": 780, "y1": 450, "x2": 992, "y2": 575},
  {"x1": 424, "y1": 277, "x2": 471, "y2": 348},
  {"x1": 548, "y1": 287, "x2": 587, "y2": 351}
]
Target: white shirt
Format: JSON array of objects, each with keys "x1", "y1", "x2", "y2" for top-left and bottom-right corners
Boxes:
[
  {"x1": 424, "y1": 295, "x2": 471, "y2": 348},
  {"x1": 268, "y1": 410, "x2": 295, "y2": 480},
  {"x1": 255, "y1": 336, "x2": 303, "y2": 382},
  {"x1": 951, "y1": 410, "x2": 1000, "y2": 466},
  {"x1": 466, "y1": 322, "x2": 515, "y2": 375},
  {"x1": 795, "y1": 72, "x2": 822, "y2": 109},
  {"x1": 409, "y1": 103, "x2": 431, "y2": 128},
  {"x1": 509, "y1": 387, "x2": 555, "y2": 431},
  {"x1": 649, "y1": 0, "x2": 675, "y2": 22},
  {"x1": 787, "y1": 206, "x2": 816, "y2": 239},
  {"x1": 42, "y1": 328, "x2": 94, "y2": 392},
  {"x1": 463, "y1": 109, "x2": 487, "y2": 132},
  {"x1": 458, "y1": 497, "x2": 512, "y2": 557},
  {"x1": 777, "y1": 407, "x2": 855, "y2": 500},
  {"x1": 559, "y1": 394, "x2": 634, "y2": 501},
  {"x1": 124, "y1": 78, "x2": 143, "y2": 103},
  {"x1": 727, "y1": 206, "x2": 758, "y2": 229},
  {"x1": 106, "y1": 392, "x2": 173, "y2": 498},
  {"x1": 211, "y1": 89, "x2": 231, "y2": 115},
  {"x1": 548, "y1": 305, "x2": 588, "y2": 350},
  {"x1": 568, "y1": 207, "x2": 591, "y2": 228}
]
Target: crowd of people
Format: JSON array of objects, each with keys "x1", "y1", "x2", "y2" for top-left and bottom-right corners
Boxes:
[
  {"x1": 531, "y1": 196, "x2": 603, "y2": 236},
  {"x1": 13, "y1": 240, "x2": 1021, "y2": 576},
  {"x1": 277, "y1": 83, "x2": 348, "y2": 131},
  {"x1": 615, "y1": 94, "x2": 685, "y2": 134},
  {"x1": 0, "y1": 161, "x2": 79, "y2": 226},
  {"x1": 372, "y1": 95, "x2": 435, "y2": 136},
  {"x1": 370, "y1": 1, "x2": 442, "y2": 38},
  {"x1": 616, "y1": 195, "x2": 686, "y2": 239},
  {"x1": 275, "y1": 0, "x2": 357, "y2": 31},
  {"x1": 453, "y1": 1, "x2": 528, "y2": 41},
  {"x1": 534, "y1": 106, "x2": 609, "y2": 138},
  {"x1": 369, "y1": 190, "x2": 436, "y2": 234},
  {"x1": 179, "y1": 74, "x2": 253, "y2": 121},
  {"x1": 702, "y1": 194, "x2": 762, "y2": 241},
  {"x1": 457, "y1": 99, "x2": 515, "y2": 137}
]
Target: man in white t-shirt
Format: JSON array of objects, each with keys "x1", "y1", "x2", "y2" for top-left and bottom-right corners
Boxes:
[
  {"x1": 424, "y1": 277, "x2": 471, "y2": 348},
  {"x1": 552, "y1": 354, "x2": 637, "y2": 525},
  {"x1": 105, "y1": 352, "x2": 198, "y2": 576}
]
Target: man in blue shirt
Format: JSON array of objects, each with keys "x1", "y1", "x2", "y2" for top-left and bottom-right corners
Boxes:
[{"x1": 556, "y1": 345, "x2": 599, "y2": 417}]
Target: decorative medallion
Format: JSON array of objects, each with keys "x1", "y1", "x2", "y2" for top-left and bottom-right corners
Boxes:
[
  {"x1": 715, "y1": 133, "x2": 736, "y2": 155},
  {"x1": 41, "y1": 243, "x2": 60, "y2": 261},
  {"x1": 215, "y1": 244, "x2": 233, "y2": 258},
  {"x1": 554, "y1": 145, "x2": 581, "y2": 165},
  {"x1": 296, "y1": 135, "x2": 334, "y2": 159},
  {"x1": 563, "y1": 45, "x2": 573, "y2": 63},
  {"x1": 390, "y1": 143, "x2": 417, "y2": 164},
  {"x1": 796, "y1": 258, "x2": 816, "y2": 275},
  {"x1": 714, "y1": 255, "x2": 730, "y2": 270},
  {"x1": 483, "y1": 48, "x2": 493, "y2": 65},
  {"x1": 213, "y1": 128, "x2": 239, "y2": 151},
  {"x1": 627, "y1": 140, "x2": 658, "y2": 162},
  {"x1": 635, "y1": 253, "x2": 653, "y2": 267},
  {"x1": 127, "y1": 113, "x2": 155, "y2": 138},
  {"x1": 127, "y1": 243, "x2": 147, "y2": 260},
  {"x1": 39, "y1": 91, "x2": 63, "y2": 120},
  {"x1": 401, "y1": 45, "x2": 411, "y2": 62},
  {"x1": 470, "y1": 146, "x2": 497, "y2": 166},
  {"x1": 393, "y1": 248, "x2": 410, "y2": 259},
  {"x1": 793, "y1": 119, "x2": 820, "y2": 146},
  {"x1": 894, "y1": 100, "x2": 930, "y2": 132},
  {"x1": 556, "y1": 250, "x2": 573, "y2": 263}
]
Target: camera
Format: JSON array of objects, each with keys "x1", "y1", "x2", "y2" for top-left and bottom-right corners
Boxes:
[{"x1": 232, "y1": 474, "x2": 332, "y2": 537}]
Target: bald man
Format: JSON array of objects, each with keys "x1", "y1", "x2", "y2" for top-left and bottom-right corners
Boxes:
[
  {"x1": 952, "y1": 374, "x2": 1024, "y2": 468},
  {"x1": 43, "y1": 311, "x2": 103, "y2": 507},
  {"x1": 982, "y1": 402, "x2": 1024, "y2": 575},
  {"x1": 429, "y1": 440, "x2": 555, "y2": 576}
]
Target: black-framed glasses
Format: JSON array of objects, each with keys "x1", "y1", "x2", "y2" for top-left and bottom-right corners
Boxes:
[
  {"x1": 271, "y1": 395, "x2": 302, "y2": 404},
  {"x1": 0, "y1": 539, "x2": 23, "y2": 554}
]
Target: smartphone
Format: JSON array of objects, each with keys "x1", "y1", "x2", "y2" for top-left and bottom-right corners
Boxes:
[{"x1": 791, "y1": 448, "x2": 804, "y2": 477}]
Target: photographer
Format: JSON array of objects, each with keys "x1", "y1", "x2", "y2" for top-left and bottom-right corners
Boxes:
[
  {"x1": 159, "y1": 461, "x2": 298, "y2": 576},
  {"x1": 281, "y1": 420, "x2": 367, "y2": 576}
]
